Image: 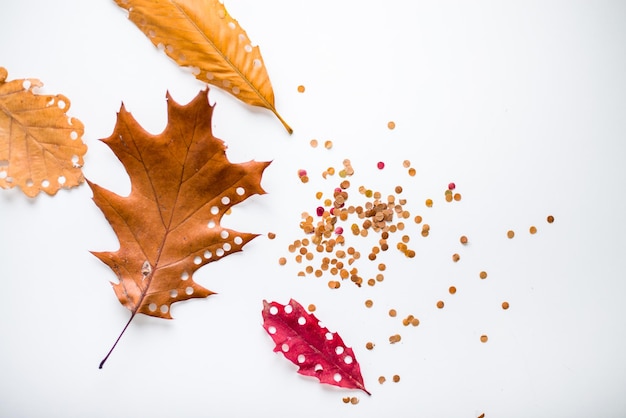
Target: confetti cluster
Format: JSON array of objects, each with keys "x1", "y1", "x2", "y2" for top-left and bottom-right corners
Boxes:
[{"x1": 276, "y1": 156, "x2": 554, "y2": 405}]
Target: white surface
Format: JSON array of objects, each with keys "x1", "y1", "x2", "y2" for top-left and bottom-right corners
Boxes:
[{"x1": 1, "y1": 1, "x2": 626, "y2": 417}]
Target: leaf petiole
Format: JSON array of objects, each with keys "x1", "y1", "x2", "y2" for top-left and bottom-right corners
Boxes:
[{"x1": 98, "y1": 312, "x2": 136, "y2": 369}]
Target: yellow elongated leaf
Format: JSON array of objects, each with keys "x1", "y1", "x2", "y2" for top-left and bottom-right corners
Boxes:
[
  {"x1": 115, "y1": 0, "x2": 292, "y2": 133},
  {"x1": 0, "y1": 67, "x2": 87, "y2": 197}
]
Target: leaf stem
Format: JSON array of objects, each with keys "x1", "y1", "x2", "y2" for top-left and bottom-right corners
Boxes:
[
  {"x1": 272, "y1": 108, "x2": 293, "y2": 134},
  {"x1": 98, "y1": 312, "x2": 136, "y2": 369}
]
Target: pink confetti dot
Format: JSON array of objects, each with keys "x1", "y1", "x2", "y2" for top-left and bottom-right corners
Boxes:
[
  {"x1": 334, "y1": 227, "x2": 344, "y2": 235},
  {"x1": 377, "y1": 161, "x2": 385, "y2": 169},
  {"x1": 298, "y1": 169, "x2": 307, "y2": 177}
]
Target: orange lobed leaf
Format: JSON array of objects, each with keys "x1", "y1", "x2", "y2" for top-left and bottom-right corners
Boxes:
[
  {"x1": 90, "y1": 89, "x2": 270, "y2": 367},
  {"x1": 114, "y1": 0, "x2": 292, "y2": 133},
  {"x1": 0, "y1": 67, "x2": 87, "y2": 197}
]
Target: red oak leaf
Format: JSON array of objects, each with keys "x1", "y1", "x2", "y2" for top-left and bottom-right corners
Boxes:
[
  {"x1": 91, "y1": 89, "x2": 270, "y2": 368},
  {"x1": 262, "y1": 299, "x2": 371, "y2": 395}
]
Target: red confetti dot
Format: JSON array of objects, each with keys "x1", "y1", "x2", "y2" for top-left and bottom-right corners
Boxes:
[
  {"x1": 298, "y1": 169, "x2": 307, "y2": 177},
  {"x1": 377, "y1": 162, "x2": 385, "y2": 169},
  {"x1": 316, "y1": 206, "x2": 324, "y2": 216},
  {"x1": 448, "y1": 182, "x2": 456, "y2": 190},
  {"x1": 335, "y1": 226, "x2": 344, "y2": 235}
]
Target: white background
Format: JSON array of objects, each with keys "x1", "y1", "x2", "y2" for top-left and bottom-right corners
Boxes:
[{"x1": 1, "y1": 1, "x2": 626, "y2": 417}]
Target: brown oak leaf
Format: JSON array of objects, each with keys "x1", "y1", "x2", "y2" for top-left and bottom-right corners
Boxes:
[
  {"x1": 114, "y1": 0, "x2": 292, "y2": 133},
  {"x1": 90, "y1": 89, "x2": 270, "y2": 368},
  {"x1": 0, "y1": 67, "x2": 87, "y2": 197}
]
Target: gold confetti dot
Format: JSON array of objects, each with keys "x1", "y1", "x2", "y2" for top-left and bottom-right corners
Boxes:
[
  {"x1": 529, "y1": 225, "x2": 537, "y2": 234},
  {"x1": 452, "y1": 253, "x2": 460, "y2": 262},
  {"x1": 507, "y1": 230, "x2": 515, "y2": 239},
  {"x1": 408, "y1": 167, "x2": 416, "y2": 176},
  {"x1": 425, "y1": 198, "x2": 433, "y2": 207},
  {"x1": 479, "y1": 271, "x2": 488, "y2": 279},
  {"x1": 547, "y1": 215, "x2": 555, "y2": 223},
  {"x1": 389, "y1": 334, "x2": 401, "y2": 344},
  {"x1": 502, "y1": 301, "x2": 510, "y2": 310},
  {"x1": 310, "y1": 139, "x2": 318, "y2": 148},
  {"x1": 436, "y1": 300, "x2": 444, "y2": 309},
  {"x1": 365, "y1": 299, "x2": 373, "y2": 308},
  {"x1": 387, "y1": 121, "x2": 396, "y2": 130},
  {"x1": 378, "y1": 376, "x2": 386, "y2": 384},
  {"x1": 389, "y1": 309, "x2": 397, "y2": 317},
  {"x1": 350, "y1": 397, "x2": 359, "y2": 405},
  {"x1": 278, "y1": 257, "x2": 286, "y2": 265},
  {"x1": 366, "y1": 342, "x2": 375, "y2": 350},
  {"x1": 342, "y1": 397, "x2": 350, "y2": 404},
  {"x1": 460, "y1": 235, "x2": 468, "y2": 244},
  {"x1": 308, "y1": 304, "x2": 316, "y2": 312},
  {"x1": 328, "y1": 280, "x2": 340, "y2": 288},
  {"x1": 480, "y1": 334, "x2": 488, "y2": 343},
  {"x1": 297, "y1": 85, "x2": 305, "y2": 93},
  {"x1": 449, "y1": 286, "x2": 457, "y2": 294},
  {"x1": 392, "y1": 374, "x2": 400, "y2": 382},
  {"x1": 324, "y1": 140, "x2": 333, "y2": 149},
  {"x1": 402, "y1": 160, "x2": 411, "y2": 168}
]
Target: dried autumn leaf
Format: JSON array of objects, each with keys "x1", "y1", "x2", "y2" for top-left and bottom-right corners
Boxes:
[
  {"x1": 114, "y1": 0, "x2": 292, "y2": 133},
  {"x1": 91, "y1": 88, "x2": 270, "y2": 368},
  {"x1": 0, "y1": 67, "x2": 87, "y2": 197},
  {"x1": 262, "y1": 299, "x2": 371, "y2": 395}
]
